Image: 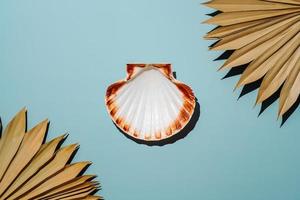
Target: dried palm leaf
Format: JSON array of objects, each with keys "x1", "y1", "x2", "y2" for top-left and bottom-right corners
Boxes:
[
  {"x1": 0, "y1": 108, "x2": 103, "y2": 200},
  {"x1": 204, "y1": 0, "x2": 300, "y2": 119}
]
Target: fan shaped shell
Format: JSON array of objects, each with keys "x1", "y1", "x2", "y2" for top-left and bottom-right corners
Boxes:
[
  {"x1": 0, "y1": 109, "x2": 102, "y2": 200},
  {"x1": 105, "y1": 64, "x2": 196, "y2": 141}
]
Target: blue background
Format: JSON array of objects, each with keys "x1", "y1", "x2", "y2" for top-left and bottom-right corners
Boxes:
[{"x1": 1, "y1": 0, "x2": 300, "y2": 199}]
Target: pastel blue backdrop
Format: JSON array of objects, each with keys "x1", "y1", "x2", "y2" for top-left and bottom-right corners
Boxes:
[{"x1": 1, "y1": 0, "x2": 300, "y2": 199}]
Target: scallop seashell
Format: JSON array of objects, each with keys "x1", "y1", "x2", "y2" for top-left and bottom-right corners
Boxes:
[
  {"x1": 204, "y1": 0, "x2": 300, "y2": 120},
  {"x1": 105, "y1": 64, "x2": 196, "y2": 141},
  {"x1": 0, "y1": 108, "x2": 103, "y2": 200}
]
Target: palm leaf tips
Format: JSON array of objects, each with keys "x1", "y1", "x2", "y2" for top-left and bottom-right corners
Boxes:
[
  {"x1": 0, "y1": 109, "x2": 103, "y2": 200},
  {"x1": 204, "y1": 0, "x2": 300, "y2": 120}
]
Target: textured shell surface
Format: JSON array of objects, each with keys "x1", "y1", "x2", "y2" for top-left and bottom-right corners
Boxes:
[{"x1": 106, "y1": 64, "x2": 196, "y2": 142}]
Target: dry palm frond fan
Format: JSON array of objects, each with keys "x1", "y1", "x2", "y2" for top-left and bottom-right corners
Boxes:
[
  {"x1": 204, "y1": 0, "x2": 300, "y2": 119},
  {"x1": 0, "y1": 108, "x2": 102, "y2": 200}
]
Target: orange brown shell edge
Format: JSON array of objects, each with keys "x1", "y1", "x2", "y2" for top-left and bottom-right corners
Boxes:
[{"x1": 105, "y1": 64, "x2": 196, "y2": 141}]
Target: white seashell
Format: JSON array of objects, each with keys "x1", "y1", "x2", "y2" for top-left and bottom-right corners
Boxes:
[{"x1": 105, "y1": 64, "x2": 196, "y2": 141}]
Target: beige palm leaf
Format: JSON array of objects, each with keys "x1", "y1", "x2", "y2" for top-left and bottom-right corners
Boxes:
[
  {"x1": 0, "y1": 108, "x2": 103, "y2": 200},
  {"x1": 204, "y1": 0, "x2": 300, "y2": 118}
]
